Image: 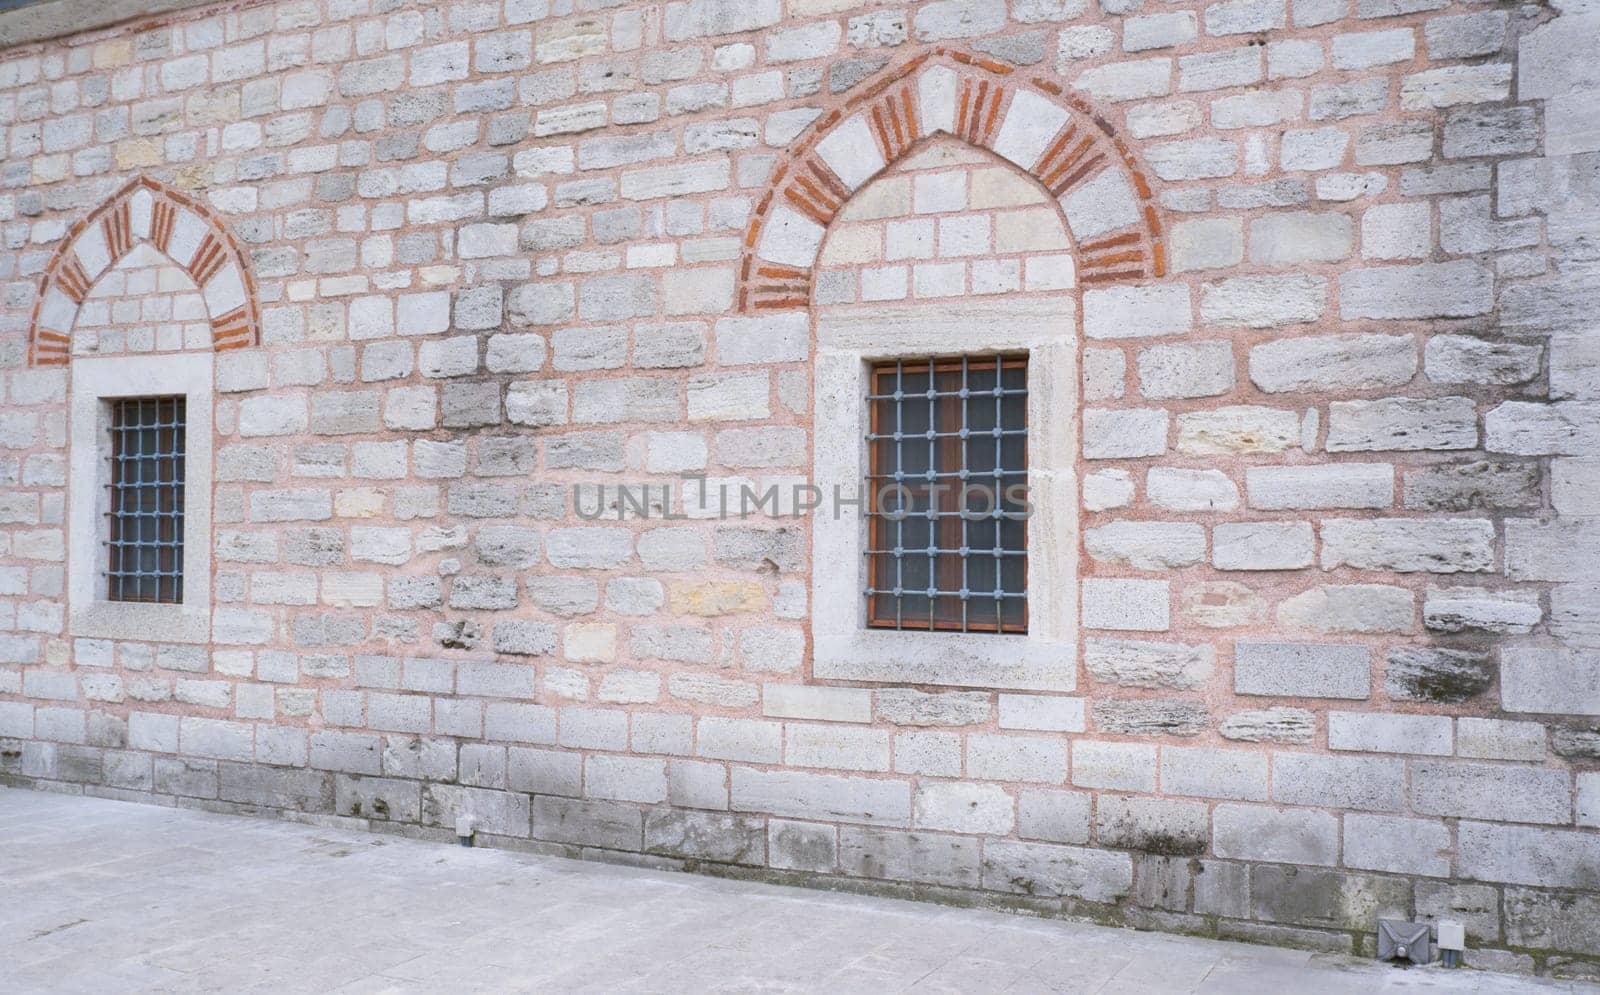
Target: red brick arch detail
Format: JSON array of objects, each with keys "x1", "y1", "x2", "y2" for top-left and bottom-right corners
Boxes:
[
  {"x1": 29, "y1": 175, "x2": 261, "y2": 365},
  {"x1": 736, "y1": 48, "x2": 1167, "y2": 313}
]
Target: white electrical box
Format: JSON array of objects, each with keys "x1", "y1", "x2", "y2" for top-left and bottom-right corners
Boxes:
[{"x1": 1438, "y1": 921, "x2": 1466, "y2": 952}]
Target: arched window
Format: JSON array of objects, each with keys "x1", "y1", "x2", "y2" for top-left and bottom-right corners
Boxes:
[
  {"x1": 743, "y1": 50, "x2": 1166, "y2": 692},
  {"x1": 36, "y1": 178, "x2": 257, "y2": 644}
]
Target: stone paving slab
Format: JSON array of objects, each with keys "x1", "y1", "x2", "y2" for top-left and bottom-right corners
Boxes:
[{"x1": 0, "y1": 787, "x2": 1593, "y2": 994}]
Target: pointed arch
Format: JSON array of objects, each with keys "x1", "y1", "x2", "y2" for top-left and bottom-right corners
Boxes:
[
  {"x1": 737, "y1": 47, "x2": 1167, "y2": 313},
  {"x1": 29, "y1": 176, "x2": 260, "y2": 365}
]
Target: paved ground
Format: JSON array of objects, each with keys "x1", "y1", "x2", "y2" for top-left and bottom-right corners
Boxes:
[{"x1": 2, "y1": 787, "x2": 1594, "y2": 994}]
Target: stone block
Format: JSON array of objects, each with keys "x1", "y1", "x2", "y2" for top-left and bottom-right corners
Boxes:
[
  {"x1": 1160, "y1": 746, "x2": 1268, "y2": 802},
  {"x1": 1213, "y1": 522, "x2": 1314, "y2": 571},
  {"x1": 1176, "y1": 406, "x2": 1299, "y2": 456},
  {"x1": 981, "y1": 840, "x2": 1133, "y2": 903},
  {"x1": 1501, "y1": 647, "x2": 1600, "y2": 716},
  {"x1": 1251, "y1": 866, "x2": 1410, "y2": 932},
  {"x1": 1168, "y1": 217, "x2": 1243, "y2": 272},
  {"x1": 1326, "y1": 398, "x2": 1478, "y2": 452},
  {"x1": 1324, "y1": 713, "x2": 1452, "y2": 761},
  {"x1": 1137, "y1": 342, "x2": 1234, "y2": 399},
  {"x1": 1457, "y1": 718, "x2": 1546, "y2": 762},
  {"x1": 914, "y1": 782, "x2": 1015, "y2": 835},
  {"x1": 1200, "y1": 274, "x2": 1326, "y2": 328},
  {"x1": 1091, "y1": 699, "x2": 1208, "y2": 737},
  {"x1": 308, "y1": 731, "x2": 381, "y2": 775},
  {"x1": 1385, "y1": 646, "x2": 1493, "y2": 704},
  {"x1": 1458, "y1": 822, "x2": 1600, "y2": 889},
  {"x1": 531, "y1": 796, "x2": 641, "y2": 850},
  {"x1": 1416, "y1": 879, "x2": 1501, "y2": 940},
  {"x1": 1147, "y1": 468, "x2": 1239, "y2": 511},
  {"x1": 1096, "y1": 796, "x2": 1209, "y2": 856},
  {"x1": 1248, "y1": 212, "x2": 1353, "y2": 265},
  {"x1": 1486, "y1": 401, "x2": 1600, "y2": 457},
  {"x1": 1084, "y1": 638, "x2": 1213, "y2": 690},
  {"x1": 839, "y1": 827, "x2": 981, "y2": 888},
  {"x1": 1082, "y1": 578, "x2": 1170, "y2": 632},
  {"x1": 1195, "y1": 860, "x2": 1251, "y2": 918},
  {"x1": 644, "y1": 809, "x2": 765, "y2": 864},
  {"x1": 894, "y1": 731, "x2": 961, "y2": 777},
  {"x1": 585, "y1": 755, "x2": 667, "y2": 804},
  {"x1": 1339, "y1": 261, "x2": 1493, "y2": 320},
  {"x1": 1213, "y1": 804, "x2": 1338, "y2": 866},
  {"x1": 1278, "y1": 584, "x2": 1414, "y2": 634},
  {"x1": 1360, "y1": 201, "x2": 1430, "y2": 259},
  {"x1": 1082, "y1": 408, "x2": 1169, "y2": 459},
  {"x1": 1018, "y1": 789, "x2": 1093, "y2": 844},
  {"x1": 762, "y1": 685, "x2": 871, "y2": 723},
  {"x1": 968, "y1": 733, "x2": 1067, "y2": 783},
  {"x1": 1085, "y1": 522, "x2": 1206, "y2": 569},
  {"x1": 1412, "y1": 761, "x2": 1571, "y2": 825},
  {"x1": 1219, "y1": 707, "x2": 1314, "y2": 744},
  {"x1": 730, "y1": 768, "x2": 910, "y2": 827},
  {"x1": 998, "y1": 695, "x2": 1087, "y2": 732},
  {"x1": 1320, "y1": 518, "x2": 1493, "y2": 573},
  {"x1": 1241, "y1": 463, "x2": 1395, "y2": 511},
  {"x1": 1250, "y1": 334, "x2": 1415, "y2": 394},
  {"x1": 1082, "y1": 285, "x2": 1193, "y2": 341},
  {"x1": 785, "y1": 723, "x2": 891, "y2": 773},
  {"x1": 768, "y1": 819, "x2": 837, "y2": 873},
  {"x1": 1234, "y1": 641, "x2": 1371, "y2": 698}
]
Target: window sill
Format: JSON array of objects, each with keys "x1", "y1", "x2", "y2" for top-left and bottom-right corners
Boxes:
[
  {"x1": 70, "y1": 601, "x2": 209, "y2": 644},
  {"x1": 814, "y1": 629, "x2": 1076, "y2": 691}
]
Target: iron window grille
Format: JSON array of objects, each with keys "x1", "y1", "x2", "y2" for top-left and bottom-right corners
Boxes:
[
  {"x1": 106, "y1": 396, "x2": 186, "y2": 604},
  {"x1": 866, "y1": 355, "x2": 1028, "y2": 634}
]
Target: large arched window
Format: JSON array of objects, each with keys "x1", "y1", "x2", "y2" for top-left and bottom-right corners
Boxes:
[
  {"x1": 736, "y1": 51, "x2": 1168, "y2": 692},
  {"x1": 35, "y1": 178, "x2": 259, "y2": 644}
]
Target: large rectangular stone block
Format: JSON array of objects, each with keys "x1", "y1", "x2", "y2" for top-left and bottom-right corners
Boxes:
[
  {"x1": 531, "y1": 795, "x2": 641, "y2": 850},
  {"x1": 1234, "y1": 642, "x2": 1371, "y2": 698},
  {"x1": 644, "y1": 809, "x2": 765, "y2": 864},
  {"x1": 1271, "y1": 753, "x2": 1404, "y2": 811},
  {"x1": 1458, "y1": 822, "x2": 1600, "y2": 888},
  {"x1": 1159, "y1": 746, "x2": 1268, "y2": 801},
  {"x1": 1339, "y1": 261, "x2": 1493, "y2": 319},
  {"x1": 1412, "y1": 760, "x2": 1571, "y2": 825},
  {"x1": 1501, "y1": 647, "x2": 1600, "y2": 715},
  {"x1": 1345, "y1": 814, "x2": 1451, "y2": 877},
  {"x1": 839, "y1": 826, "x2": 982, "y2": 888},
  {"x1": 1213, "y1": 804, "x2": 1338, "y2": 866},
  {"x1": 980, "y1": 840, "x2": 1133, "y2": 902},
  {"x1": 730, "y1": 768, "x2": 910, "y2": 827},
  {"x1": 1095, "y1": 795, "x2": 1209, "y2": 855}
]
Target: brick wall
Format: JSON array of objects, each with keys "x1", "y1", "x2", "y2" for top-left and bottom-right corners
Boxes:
[{"x1": 1, "y1": 0, "x2": 1597, "y2": 974}]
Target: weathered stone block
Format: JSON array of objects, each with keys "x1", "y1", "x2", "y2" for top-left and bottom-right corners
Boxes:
[
  {"x1": 1084, "y1": 639, "x2": 1213, "y2": 690},
  {"x1": 1385, "y1": 646, "x2": 1494, "y2": 703},
  {"x1": 1249, "y1": 334, "x2": 1415, "y2": 393},
  {"x1": 1320, "y1": 518, "x2": 1493, "y2": 573},
  {"x1": 1277, "y1": 584, "x2": 1414, "y2": 634},
  {"x1": 1219, "y1": 707, "x2": 1314, "y2": 744},
  {"x1": 1325, "y1": 398, "x2": 1478, "y2": 452},
  {"x1": 645, "y1": 809, "x2": 765, "y2": 864},
  {"x1": 981, "y1": 840, "x2": 1133, "y2": 902},
  {"x1": 1096, "y1": 796, "x2": 1209, "y2": 856},
  {"x1": 1412, "y1": 761, "x2": 1571, "y2": 825},
  {"x1": 1213, "y1": 804, "x2": 1338, "y2": 866},
  {"x1": 1092, "y1": 699, "x2": 1208, "y2": 738}
]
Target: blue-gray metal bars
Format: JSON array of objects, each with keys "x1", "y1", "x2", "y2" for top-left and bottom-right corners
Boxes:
[
  {"x1": 106, "y1": 396, "x2": 185, "y2": 604},
  {"x1": 865, "y1": 355, "x2": 1027, "y2": 633}
]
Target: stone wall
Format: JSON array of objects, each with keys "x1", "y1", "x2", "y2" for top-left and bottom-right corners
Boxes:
[{"x1": 1, "y1": 0, "x2": 1597, "y2": 975}]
